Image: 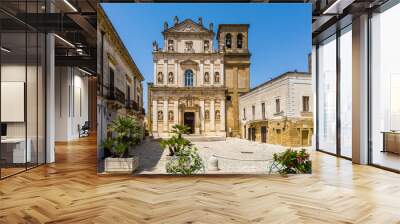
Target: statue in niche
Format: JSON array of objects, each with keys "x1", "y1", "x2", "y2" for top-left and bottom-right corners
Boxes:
[
  {"x1": 157, "y1": 111, "x2": 163, "y2": 120},
  {"x1": 205, "y1": 110, "x2": 210, "y2": 120},
  {"x1": 168, "y1": 72, "x2": 174, "y2": 83},
  {"x1": 214, "y1": 72, "x2": 220, "y2": 83},
  {"x1": 204, "y1": 72, "x2": 209, "y2": 83},
  {"x1": 215, "y1": 110, "x2": 220, "y2": 120},
  {"x1": 168, "y1": 111, "x2": 174, "y2": 121},
  {"x1": 157, "y1": 72, "x2": 163, "y2": 83}
]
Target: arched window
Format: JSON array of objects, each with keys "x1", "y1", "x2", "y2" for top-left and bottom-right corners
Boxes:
[
  {"x1": 237, "y1": 33, "x2": 243, "y2": 49},
  {"x1": 214, "y1": 72, "x2": 220, "y2": 83},
  {"x1": 204, "y1": 72, "x2": 210, "y2": 83},
  {"x1": 225, "y1": 33, "x2": 232, "y2": 49},
  {"x1": 184, "y1": 69, "x2": 194, "y2": 87},
  {"x1": 157, "y1": 111, "x2": 163, "y2": 121},
  {"x1": 157, "y1": 72, "x2": 163, "y2": 84},
  {"x1": 168, "y1": 72, "x2": 174, "y2": 83}
]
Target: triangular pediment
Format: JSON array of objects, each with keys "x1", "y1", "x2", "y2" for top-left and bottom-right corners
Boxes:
[{"x1": 164, "y1": 19, "x2": 210, "y2": 33}]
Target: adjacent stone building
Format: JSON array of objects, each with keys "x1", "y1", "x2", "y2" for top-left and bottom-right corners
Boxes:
[
  {"x1": 148, "y1": 17, "x2": 250, "y2": 138},
  {"x1": 239, "y1": 71, "x2": 313, "y2": 147},
  {"x1": 97, "y1": 7, "x2": 145, "y2": 149}
]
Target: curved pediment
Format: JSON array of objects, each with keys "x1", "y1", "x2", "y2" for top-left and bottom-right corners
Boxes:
[{"x1": 180, "y1": 59, "x2": 198, "y2": 65}]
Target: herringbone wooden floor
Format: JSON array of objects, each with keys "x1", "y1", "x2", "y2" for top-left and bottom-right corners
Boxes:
[{"x1": 1, "y1": 136, "x2": 400, "y2": 224}]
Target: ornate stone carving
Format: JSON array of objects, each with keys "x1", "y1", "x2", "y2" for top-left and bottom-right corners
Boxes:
[
  {"x1": 215, "y1": 110, "x2": 220, "y2": 120},
  {"x1": 168, "y1": 111, "x2": 174, "y2": 121},
  {"x1": 157, "y1": 111, "x2": 163, "y2": 121},
  {"x1": 204, "y1": 72, "x2": 210, "y2": 83},
  {"x1": 168, "y1": 72, "x2": 174, "y2": 83},
  {"x1": 152, "y1": 41, "x2": 159, "y2": 51},
  {"x1": 157, "y1": 72, "x2": 163, "y2": 83}
]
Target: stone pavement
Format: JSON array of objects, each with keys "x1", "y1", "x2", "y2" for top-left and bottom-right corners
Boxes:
[{"x1": 131, "y1": 137, "x2": 311, "y2": 174}]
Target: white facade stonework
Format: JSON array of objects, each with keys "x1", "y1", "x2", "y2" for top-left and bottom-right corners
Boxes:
[{"x1": 148, "y1": 17, "x2": 250, "y2": 138}]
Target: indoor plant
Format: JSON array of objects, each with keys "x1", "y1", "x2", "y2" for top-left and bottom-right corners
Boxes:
[{"x1": 103, "y1": 116, "x2": 142, "y2": 173}]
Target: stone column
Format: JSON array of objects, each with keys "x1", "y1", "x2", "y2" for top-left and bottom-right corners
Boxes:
[
  {"x1": 200, "y1": 99, "x2": 205, "y2": 132},
  {"x1": 153, "y1": 61, "x2": 157, "y2": 85},
  {"x1": 163, "y1": 99, "x2": 168, "y2": 132},
  {"x1": 220, "y1": 98, "x2": 226, "y2": 132},
  {"x1": 210, "y1": 98, "x2": 215, "y2": 131},
  {"x1": 195, "y1": 111, "x2": 200, "y2": 134},
  {"x1": 220, "y1": 62, "x2": 224, "y2": 86},
  {"x1": 200, "y1": 61, "x2": 204, "y2": 86},
  {"x1": 173, "y1": 100, "x2": 179, "y2": 125},
  {"x1": 210, "y1": 61, "x2": 214, "y2": 86},
  {"x1": 174, "y1": 62, "x2": 178, "y2": 86},
  {"x1": 152, "y1": 100, "x2": 158, "y2": 132},
  {"x1": 163, "y1": 60, "x2": 168, "y2": 86}
]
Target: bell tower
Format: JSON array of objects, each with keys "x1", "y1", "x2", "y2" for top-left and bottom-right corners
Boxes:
[{"x1": 217, "y1": 24, "x2": 251, "y2": 137}]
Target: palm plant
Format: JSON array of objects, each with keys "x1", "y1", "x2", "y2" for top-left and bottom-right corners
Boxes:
[
  {"x1": 171, "y1": 124, "x2": 191, "y2": 138},
  {"x1": 160, "y1": 124, "x2": 192, "y2": 156},
  {"x1": 103, "y1": 116, "x2": 142, "y2": 158}
]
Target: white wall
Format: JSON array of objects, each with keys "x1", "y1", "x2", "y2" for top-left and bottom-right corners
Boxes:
[{"x1": 55, "y1": 67, "x2": 89, "y2": 141}]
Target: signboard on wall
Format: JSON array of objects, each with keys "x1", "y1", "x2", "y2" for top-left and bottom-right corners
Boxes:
[{"x1": 1, "y1": 82, "x2": 25, "y2": 122}]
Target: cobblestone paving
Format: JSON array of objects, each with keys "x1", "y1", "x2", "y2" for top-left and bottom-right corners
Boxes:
[{"x1": 131, "y1": 137, "x2": 311, "y2": 174}]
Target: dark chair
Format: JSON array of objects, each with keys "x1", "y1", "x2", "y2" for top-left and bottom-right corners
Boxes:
[{"x1": 79, "y1": 121, "x2": 90, "y2": 138}]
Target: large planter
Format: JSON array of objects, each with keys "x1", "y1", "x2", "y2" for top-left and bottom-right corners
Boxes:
[{"x1": 104, "y1": 156, "x2": 139, "y2": 174}]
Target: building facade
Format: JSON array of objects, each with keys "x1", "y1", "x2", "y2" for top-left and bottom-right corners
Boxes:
[
  {"x1": 239, "y1": 72, "x2": 313, "y2": 147},
  {"x1": 148, "y1": 17, "x2": 250, "y2": 138},
  {"x1": 97, "y1": 6, "x2": 145, "y2": 171}
]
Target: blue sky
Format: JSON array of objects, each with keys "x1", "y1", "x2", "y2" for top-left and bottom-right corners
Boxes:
[{"x1": 101, "y1": 3, "x2": 311, "y2": 106}]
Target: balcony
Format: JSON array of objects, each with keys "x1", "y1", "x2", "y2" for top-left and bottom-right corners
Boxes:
[
  {"x1": 106, "y1": 87, "x2": 125, "y2": 105},
  {"x1": 126, "y1": 100, "x2": 139, "y2": 111}
]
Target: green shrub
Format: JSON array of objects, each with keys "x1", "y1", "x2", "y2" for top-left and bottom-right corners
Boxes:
[
  {"x1": 159, "y1": 124, "x2": 191, "y2": 156},
  {"x1": 160, "y1": 136, "x2": 192, "y2": 156},
  {"x1": 166, "y1": 146, "x2": 204, "y2": 175},
  {"x1": 269, "y1": 148, "x2": 312, "y2": 174},
  {"x1": 102, "y1": 116, "x2": 142, "y2": 158},
  {"x1": 160, "y1": 124, "x2": 204, "y2": 174}
]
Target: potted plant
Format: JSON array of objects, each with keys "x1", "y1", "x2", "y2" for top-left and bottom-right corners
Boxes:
[
  {"x1": 159, "y1": 124, "x2": 204, "y2": 174},
  {"x1": 160, "y1": 124, "x2": 192, "y2": 156},
  {"x1": 103, "y1": 116, "x2": 142, "y2": 174}
]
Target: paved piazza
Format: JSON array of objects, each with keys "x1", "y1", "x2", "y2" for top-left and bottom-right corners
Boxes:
[{"x1": 131, "y1": 138, "x2": 311, "y2": 174}]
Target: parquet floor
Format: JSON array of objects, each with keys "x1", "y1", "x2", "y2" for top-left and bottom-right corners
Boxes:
[{"x1": 1, "y1": 135, "x2": 400, "y2": 223}]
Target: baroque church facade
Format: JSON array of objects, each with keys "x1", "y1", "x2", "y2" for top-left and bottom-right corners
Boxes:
[{"x1": 148, "y1": 17, "x2": 250, "y2": 138}]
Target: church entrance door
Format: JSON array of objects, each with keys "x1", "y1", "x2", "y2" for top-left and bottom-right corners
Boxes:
[{"x1": 184, "y1": 112, "x2": 195, "y2": 134}]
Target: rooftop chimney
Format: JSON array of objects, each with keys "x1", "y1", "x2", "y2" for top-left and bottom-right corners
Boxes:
[
  {"x1": 198, "y1": 17, "x2": 203, "y2": 26},
  {"x1": 164, "y1": 21, "x2": 168, "y2": 30},
  {"x1": 209, "y1": 22, "x2": 213, "y2": 31}
]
